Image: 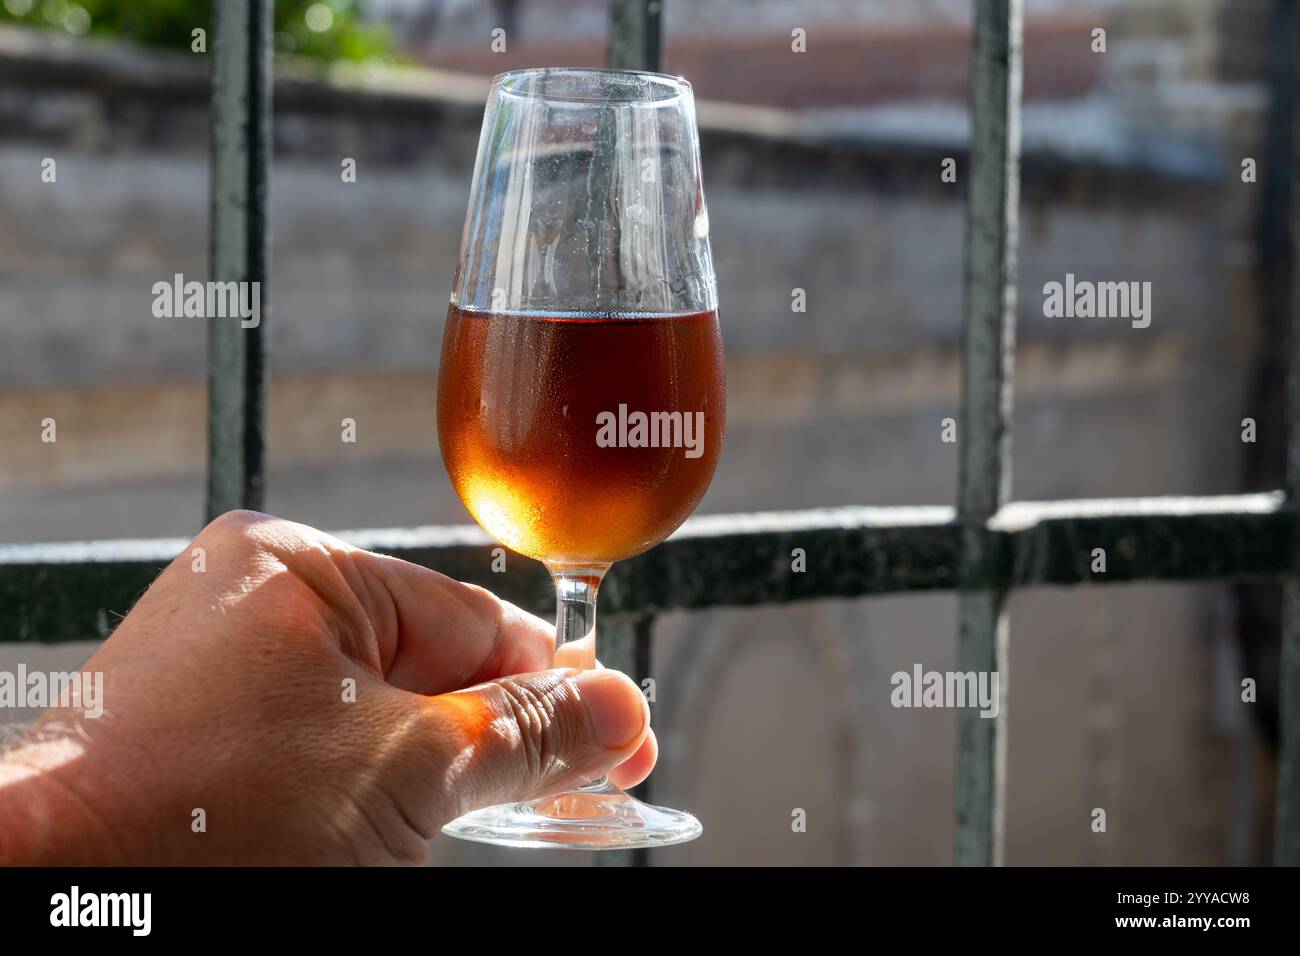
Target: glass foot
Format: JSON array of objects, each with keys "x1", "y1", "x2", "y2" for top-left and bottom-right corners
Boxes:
[{"x1": 441, "y1": 779, "x2": 702, "y2": 850}]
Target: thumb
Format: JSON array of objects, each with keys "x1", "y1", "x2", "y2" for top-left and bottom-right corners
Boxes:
[{"x1": 429, "y1": 668, "x2": 650, "y2": 819}]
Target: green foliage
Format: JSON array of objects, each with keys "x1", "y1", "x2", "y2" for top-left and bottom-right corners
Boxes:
[{"x1": 0, "y1": 0, "x2": 395, "y2": 63}]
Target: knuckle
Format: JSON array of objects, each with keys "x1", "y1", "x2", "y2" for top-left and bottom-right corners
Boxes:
[
  {"x1": 197, "y1": 509, "x2": 276, "y2": 554},
  {"x1": 496, "y1": 675, "x2": 575, "y2": 782},
  {"x1": 205, "y1": 508, "x2": 269, "y2": 536}
]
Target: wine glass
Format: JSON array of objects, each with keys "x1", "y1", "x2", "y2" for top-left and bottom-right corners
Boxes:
[{"x1": 436, "y1": 67, "x2": 724, "y2": 849}]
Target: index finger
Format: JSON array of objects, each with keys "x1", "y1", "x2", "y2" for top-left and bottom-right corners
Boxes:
[{"x1": 359, "y1": 551, "x2": 555, "y2": 695}]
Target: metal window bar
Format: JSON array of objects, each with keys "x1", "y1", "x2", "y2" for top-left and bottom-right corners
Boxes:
[
  {"x1": 956, "y1": 0, "x2": 1021, "y2": 869},
  {"x1": 2, "y1": 0, "x2": 1298, "y2": 867},
  {"x1": 1272, "y1": 0, "x2": 1300, "y2": 870},
  {"x1": 207, "y1": 0, "x2": 271, "y2": 520},
  {"x1": 600, "y1": 0, "x2": 666, "y2": 869}
]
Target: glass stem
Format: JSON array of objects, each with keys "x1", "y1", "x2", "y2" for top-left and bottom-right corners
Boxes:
[{"x1": 548, "y1": 563, "x2": 611, "y2": 791}]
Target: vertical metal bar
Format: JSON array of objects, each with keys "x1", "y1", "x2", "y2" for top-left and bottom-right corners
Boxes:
[
  {"x1": 1283, "y1": 605, "x2": 1300, "y2": 866},
  {"x1": 207, "y1": 0, "x2": 272, "y2": 521},
  {"x1": 1275, "y1": 0, "x2": 1300, "y2": 868},
  {"x1": 955, "y1": 0, "x2": 1021, "y2": 867},
  {"x1": 594, "y1": 613, "x2": 655, "y2": 868},
  {"x1": 607, "y1": 0, "x2": 663, "y2": 72},
  {"x1": 599, "y1": 0, "x2": 662, "y2": 868}
]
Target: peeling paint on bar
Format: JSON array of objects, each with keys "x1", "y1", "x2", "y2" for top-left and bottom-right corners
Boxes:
[
  {"x1": 955, "y1": 0, "x2": 1021, "y2": 868},
  {"x1": 2, "y1": 495, "x2": 1296, "y2": 644}
]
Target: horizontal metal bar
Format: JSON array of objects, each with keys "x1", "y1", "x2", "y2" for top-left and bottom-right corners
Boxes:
[{"x1": 0, "y1": 494, "x2": 1293, "y2": 643}]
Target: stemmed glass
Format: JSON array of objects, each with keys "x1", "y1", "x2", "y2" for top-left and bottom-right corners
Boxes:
[{"x1": 436, "y1": 68, "x2": 724, "y2": 849}]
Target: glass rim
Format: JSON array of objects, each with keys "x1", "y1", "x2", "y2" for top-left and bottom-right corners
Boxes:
[{"x1": 490, "y1": 67, "x2": 693, "y2": 104}]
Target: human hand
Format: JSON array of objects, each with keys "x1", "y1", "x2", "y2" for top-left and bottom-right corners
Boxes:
[{"x1": 0, "y1": 511, "x2": 656, "y2": 866}]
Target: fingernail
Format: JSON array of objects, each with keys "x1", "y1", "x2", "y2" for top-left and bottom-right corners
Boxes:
[{"x1": 573, "y1": 669, "x2": 647, "y2": 749}]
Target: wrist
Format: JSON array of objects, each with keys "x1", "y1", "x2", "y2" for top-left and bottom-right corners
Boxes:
[{"x1": 0, "y1": 723, "x2": 137, "y2": 866}]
